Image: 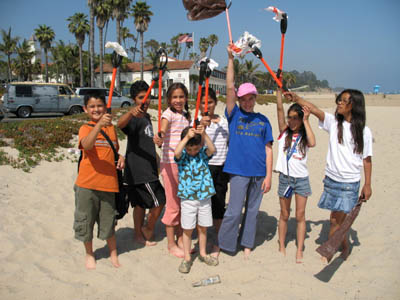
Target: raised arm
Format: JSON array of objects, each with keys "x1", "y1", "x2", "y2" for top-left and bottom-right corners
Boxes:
[
  {"x1": 196, "y1": 125, "x2": 215, "y2": 157},
  {"x1": 276, "y1": 89, "x2": 287, "y2": 133},
  {"x1": 226, "y1": 46, "x2": 236, "y2": 116},
  {"x1": 81, "y1": 113, "x2": 112, "y2": 150},
  {"x1": 302, "y1": 106, "x2": 316, "y2": 147},
  {"x1": 117, "y1": 105, "x2": 144, "y2": 129},
  {"x1": 174, "y1": 127, "x2": 195, "y2": 160},
  {"x1": 283, "y1": 91, "x2": 325, "y2": 122}
]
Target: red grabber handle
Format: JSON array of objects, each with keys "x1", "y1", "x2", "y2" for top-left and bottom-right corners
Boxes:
[
  {"x1": 193, "y1": 84, "x2": 203, "y2": 129},
  {"x1": 157, "y1": 69, "x2": 162, "y2": 134},
  {"x1": 277, "y1": 13, "x2": 288, "y2": 80},
  {"x1": 251, "y1": 46, "x2": 288, "y2": 91},
  {"x1": 107, "y1": 51, "x2": 123, "y2": 113}
]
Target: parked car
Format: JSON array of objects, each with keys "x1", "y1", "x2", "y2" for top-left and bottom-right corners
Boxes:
[
  {"x1": 3, "y1": 82, "x2": 84, "y2": 118},
  {"x1": 74, "y1": 87, "x2": 133, "y2": 108}
]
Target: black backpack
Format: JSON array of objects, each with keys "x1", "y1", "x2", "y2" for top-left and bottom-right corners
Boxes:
[{"x1": 77, "y1": 124, "x2": 129, "y2": 220}]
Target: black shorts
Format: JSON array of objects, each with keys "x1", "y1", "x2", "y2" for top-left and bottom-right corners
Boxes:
[
  {"x1": 209, "y1": 165, "x2": 229, "y2": 219},
  {"x1": 127, "y1": 181, "x2": 166, "y2": 209}
]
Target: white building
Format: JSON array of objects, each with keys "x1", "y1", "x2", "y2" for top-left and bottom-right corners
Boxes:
[{"x1": 95, "y1": 57, "x2": 226, "y2": 98}]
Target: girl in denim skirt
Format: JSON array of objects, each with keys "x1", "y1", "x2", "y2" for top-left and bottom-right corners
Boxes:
[
  {"x1": 275, "y1": 90, "x2": 316, "y2": 263},
  {"x1": 284, "y1": 90, "x2": 373, "y2": 261}
]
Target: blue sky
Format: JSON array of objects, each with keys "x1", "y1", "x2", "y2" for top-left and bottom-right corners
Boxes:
[{"x1": 1, "y1": 0, "x2": 399, "y2": 93}]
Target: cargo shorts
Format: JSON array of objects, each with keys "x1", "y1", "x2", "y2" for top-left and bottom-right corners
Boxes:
[{"x1": 73, "y1": 185, "x2": 116, "y2": 242}]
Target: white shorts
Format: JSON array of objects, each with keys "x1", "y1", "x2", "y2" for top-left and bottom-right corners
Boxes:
[{"x1": 180, "y1": 198, "x2": 213, "y2": 230}]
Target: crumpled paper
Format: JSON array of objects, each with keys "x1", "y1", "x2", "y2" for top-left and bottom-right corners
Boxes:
[
  {"x1": 265, "y1": 6, "x2": 287, "y2": 22},
  {"x1": 231, "y1": 32, "x2": 261, "y2": 58},
  {"x1": 105, "y1": 42, "x2": 128, "y2": 57}
]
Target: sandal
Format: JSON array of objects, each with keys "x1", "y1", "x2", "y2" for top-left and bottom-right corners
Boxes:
[
  {"x1": 198, "y1": 254, "x2": 219, "y2": 266},
  {"x1": 178, "y1": 259, "x2": 192, "y2": 273}
]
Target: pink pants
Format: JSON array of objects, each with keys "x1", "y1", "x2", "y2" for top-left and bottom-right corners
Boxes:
[{"x1": 160, "y1": 162, "x2": 181, "y2": 226}]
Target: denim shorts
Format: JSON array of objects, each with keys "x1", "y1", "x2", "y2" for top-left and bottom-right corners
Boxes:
[
  {"x1": 318, "y1": 176, "x2": 360, "y2": 213},
  {"x1": 278, "y1": 173, "x2": 312, "y2": 198}
]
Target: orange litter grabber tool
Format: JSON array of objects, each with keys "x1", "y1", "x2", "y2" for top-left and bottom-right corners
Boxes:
[
  {"x1": 193, "y1": 57, "x2": 218, "y2": 128},
  {"x1": 277, "y1": 13, "x2": 288, "y2": 79},
  {"x1": 193, "y1": 59, "x2": 209, "y2": 128},
  {"x1": 104, "y1": 42, "x2": 128, "y2": 113},
  {"x1": 140, "y1": 48, "x2": 168, "y2": 137},
  {"x1": 265, "y1": 6, "x2": 288, "y2": 80}
]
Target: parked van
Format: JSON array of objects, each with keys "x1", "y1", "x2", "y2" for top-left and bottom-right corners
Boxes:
[
  {"x1": 74, "y1": 87, "x2": 133, "y2": 108},
  {"x1": 3, "y1": 82, "x2": 84, "y2": 118}
]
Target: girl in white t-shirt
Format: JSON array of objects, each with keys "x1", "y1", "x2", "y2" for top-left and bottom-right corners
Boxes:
[
  {"x1": 284, "y1": 90, "x2": 373, "y2": 262},
  {"x1": 275, "y1": 90, "x2": 316, "y2": 263}
]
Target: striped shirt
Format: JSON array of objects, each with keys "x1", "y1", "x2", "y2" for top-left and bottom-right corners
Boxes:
[
  {"x1": 161, "y1": 107, "x2": 190, "y2": 163},
  {"x1": 201, "y1": 116, "x2": 229, "y2": 166}
]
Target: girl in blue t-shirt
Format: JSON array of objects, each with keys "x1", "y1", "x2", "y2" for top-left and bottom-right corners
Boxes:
[{"x1": 217, "y1": 46, "x2": 274, "y2": 259}]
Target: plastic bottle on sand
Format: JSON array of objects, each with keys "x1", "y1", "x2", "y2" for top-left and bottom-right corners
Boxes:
[{"x1": 192, "y1": 275, "x2": 221, "y2": 287}]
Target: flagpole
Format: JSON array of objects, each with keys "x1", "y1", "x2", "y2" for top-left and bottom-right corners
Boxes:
[{"x1": 192, "y1": 32, "x2": 195, "y2": 58}]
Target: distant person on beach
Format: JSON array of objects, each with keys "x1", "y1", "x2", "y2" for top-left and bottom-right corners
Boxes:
[
  {"x1": 275, "y1": 89, "x2": 316, "y2": 263},
  {"x1": 117, "y1": 81, "x2": 166, "y2": 246},
  {"x1": 284, "y1": 89, "x2": 373, "y2": 261},
  {"x1": 174, "y1": 125, "x2": 218, "y2": 273},
  {"x1": 73, "y1": 93, "x2": 125, "y2": 269},
  {"x1": 197, "y1": 87, "x2": 229, "y2": 257},
  {"x1": 217, "y1": 45, "x2": 274, "y2": 259},
  {"x1": 153, "y1": 83, "x2": 191, "y2": 258}
]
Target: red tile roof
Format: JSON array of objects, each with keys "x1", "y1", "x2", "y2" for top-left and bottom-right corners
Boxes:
[{"x1": 95, "y1": 60, "x2": 195, "y2": 73}]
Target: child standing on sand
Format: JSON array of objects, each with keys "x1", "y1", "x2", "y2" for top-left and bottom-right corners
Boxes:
[
  {"x1": 284, "y1": 90, "x2": 373, "y2": 261},
  {"x1": 275, "y1": 89, "x2": 316, "y2": 263},
  {"x1": 198, "y1": 87, "x2": 229, "y2": 256},
  {"x1": 153, "y1": 83, "x2": 191, "y2": 258},
  {"x1": 217, "y1": 46, "x2": 274, "y2": 259},
  {"x1": 174, "y1": 125, "x2": 218, "y2": 273},
  {"x1": 117, "y1": 81, "x2": 166, "y2": 246},
  {"x1": 74, "y1": 93, "x2": 125, "y2": 269}
]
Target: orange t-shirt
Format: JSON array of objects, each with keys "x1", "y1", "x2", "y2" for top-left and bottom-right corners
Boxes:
[{"x1": 75, "y1": 122, "x2": 119, "y2": 192}]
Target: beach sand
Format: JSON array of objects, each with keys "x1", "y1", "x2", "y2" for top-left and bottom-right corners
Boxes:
[{"x1": 1, "y1": 93, "x2": 399, "y2": 299}]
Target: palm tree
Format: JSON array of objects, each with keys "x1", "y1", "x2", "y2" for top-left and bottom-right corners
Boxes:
[
  {"x1": 131, "y1": 1, "x2": 153, "y2": 80},
  {"x1": 283, "y1": 72, "x2": 296, "y2": 88},
  {"x1": 34, "y1": 25, "x2": 55, "y2": 83},
  {"x1": 243, "y1": 59, "x2": 259, "y2": 82},
  {"x1": 0, "y1": 27, "x2": 19, "y2": 82},
  {"x1": 120, "y1": 26, "x2": 134, "y2": 50},
  {"x1": 111, "y1": 0, "x2": 132, "y2": 90},
  {"x1": 169, "y1": 34, "x2": 182, "y2": 59},
  {"x1": 198, "y1": 37, "x2": 209, "y2": 58},
  {"x1": 144, "y1": 39, "x2": 159, "y2": 65},
  {"x1": 87, "y1": 0, "x2": 100, "y2": 87},
  {"x1": 67, "y1": 13, "x2": 90, "y2": 87},
  {"x1": 207, "y1": 34, "x2": 218, "y2": 58},
  {"x1": 95, "y1": 0, "x2": 112, "y2": 87},
  {"x1": 188, "y1": 52, "x2": 199, "y2": 62},
  {"x1": 14, "y1": 39, "x2": 36, "y2": 81}
]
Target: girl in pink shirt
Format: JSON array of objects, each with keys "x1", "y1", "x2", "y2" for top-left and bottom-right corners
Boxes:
[{"x1": 154, "y1": 83, "x2": 190, "y2": 258}]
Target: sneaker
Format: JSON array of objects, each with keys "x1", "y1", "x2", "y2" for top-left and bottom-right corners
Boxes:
[
  {"x1": 178, "y1": 260, "x2": 192, "y2": 273},
  {"x1": 198, "y1": 254, "x2": 219, "y2": 266}
]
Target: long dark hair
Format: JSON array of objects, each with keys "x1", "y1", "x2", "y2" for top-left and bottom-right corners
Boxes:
[
  {"x1": 166, "y1": 82, "x2": 191, "y2": 121},
  {"x1": 284, "y1": 103, "x2": 308, "y2": 158},
  {"x1": 335, "y1": 89, "x2": 366, "y2": 154}
]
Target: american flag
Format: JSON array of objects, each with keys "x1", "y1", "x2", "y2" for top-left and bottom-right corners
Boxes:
[{"x1": 178, "y1": 33, "x2": 193, "y2": 43}]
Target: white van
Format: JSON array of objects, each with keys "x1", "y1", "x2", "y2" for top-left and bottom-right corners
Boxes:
[{"x1": 3, "y1": 82, "x2": 84, "y2": 118}]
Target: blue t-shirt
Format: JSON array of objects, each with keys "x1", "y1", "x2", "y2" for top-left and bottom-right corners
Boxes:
[
  {"x1": 175, "y1": 147, "x2": 216, "y2": 200},
  {"x1": 223, "y1": 105, "x2": 274, "y2": 177}
]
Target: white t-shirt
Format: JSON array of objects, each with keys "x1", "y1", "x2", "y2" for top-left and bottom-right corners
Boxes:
[
  {"x1": 319, "y1": 113, "x2": 373, "y2": 183},
  {"x1": 275, "y1": 130, "x2": 309, "y2": 177},
  {"x1": 198, "y1": 115, "x2": 229, "y2": 166}
]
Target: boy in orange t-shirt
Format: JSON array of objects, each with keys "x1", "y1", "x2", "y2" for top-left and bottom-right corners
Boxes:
[{"x1": 74, "y1": 93, "x2": 125, "y2": 270}]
